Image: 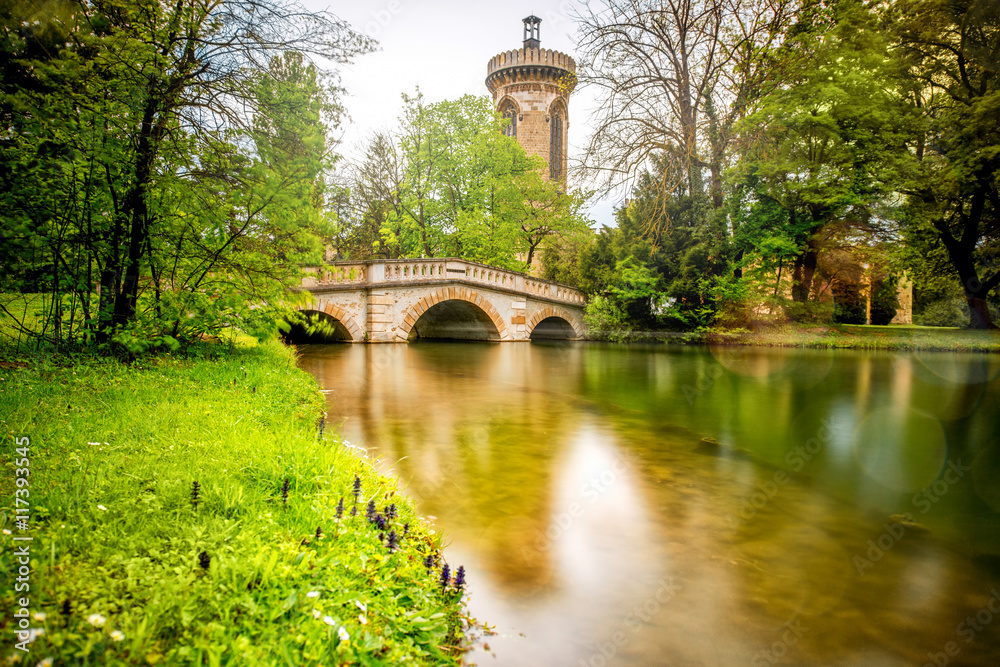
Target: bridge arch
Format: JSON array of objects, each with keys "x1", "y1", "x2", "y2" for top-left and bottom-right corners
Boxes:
[
  {"x1": 528, "y1": 306, "x2": 583, "y2": 340},
  {"x1": 398, "y1": 287, "x2": 508, "y2": 342},
  {"x1": 292, "y1": 302, "x2": 362, "y2": 342}
]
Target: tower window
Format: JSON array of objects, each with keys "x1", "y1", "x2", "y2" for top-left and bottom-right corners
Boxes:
[
  {"x1": 500, "y1": 100, "x2": 518, "y2": 138},
  {"x1": 550, "y1": 108, "x2": 564, "y2": 181}
]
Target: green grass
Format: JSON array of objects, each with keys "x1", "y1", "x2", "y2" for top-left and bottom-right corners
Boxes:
[
  {"x1": 589, "y1": 323, "x2": 1000, "y2": 352},
  {"x1": 0, "y1": 340, "x2": 468, "y2": 665},
  {"x1": 707, "y1": 323, "x2": 1000, "y2": 351}
]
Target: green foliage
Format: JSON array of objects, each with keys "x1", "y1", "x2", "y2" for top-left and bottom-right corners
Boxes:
[
  {"x1": 0, "y1": 340, "x2": 468, "y2": 665},
  {"x1": 730, "y1": 0, "x2": 913, "y2": 307},
  {"x1": 833, "y1": 283, "x2": 866, "y2": 325},
  {"x1": 870, "y1": 275, "x2": 900, "y2": 326},
  {"x1": 889, "y1": 0, "x2": 1000, "y2": 327},
  {"x1": 583, "y1": 294, "x2": 630, "y2": 341},
  {"x1": 0, "y1": 1, "x2": 371, "y2": 350},
  {"x1": 339, "y1": 92, "x2": 591, "y2": 269}
]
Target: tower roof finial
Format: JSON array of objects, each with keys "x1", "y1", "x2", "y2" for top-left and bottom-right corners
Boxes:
[{"x1": 523, "y1": 15, "x2": 541, "y2": 50}]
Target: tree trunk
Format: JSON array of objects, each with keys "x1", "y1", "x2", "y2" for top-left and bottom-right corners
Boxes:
[
  {"x1": 791, "y1": 246, "x2": 818, "y2": 303},
  {"x1": 113, "y1": 95, "x2": 159, "y2": 330}
]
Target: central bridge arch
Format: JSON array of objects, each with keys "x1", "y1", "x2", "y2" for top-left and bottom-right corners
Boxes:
[{"x1": 398, "y1": 287, "x2": 508, "y2": 342}]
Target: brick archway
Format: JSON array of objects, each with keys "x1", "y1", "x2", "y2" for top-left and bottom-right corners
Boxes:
[
  {"x1": 397, "y1": 287, "x2": 508, "y2": 341},
  {"x1": 301, "y1": 302, "x2": 362, "y2": 342},
  {"x1": 528, "y1": 306, "x2": 582, "y2": 338}
]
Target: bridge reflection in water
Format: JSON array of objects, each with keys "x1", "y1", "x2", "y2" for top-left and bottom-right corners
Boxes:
[{"x1": 292, "y1": 258, "x2": 587, "y2": 343}]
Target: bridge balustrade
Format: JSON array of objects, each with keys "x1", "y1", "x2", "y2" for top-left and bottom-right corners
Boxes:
[{"x1": 303, "y1": 258, "x2": 586, "y2": 306}]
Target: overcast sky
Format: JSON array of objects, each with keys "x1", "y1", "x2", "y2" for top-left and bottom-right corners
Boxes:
[{"x1": 301, "y1": 0, "x2": 618, "y2": 228}]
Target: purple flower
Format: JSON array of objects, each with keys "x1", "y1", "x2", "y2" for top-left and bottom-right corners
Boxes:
[
  {"x1": 424, "y1": 554, "x2": 434, "y2": 570},
  {"x1": 439, "y1": 564, "x2": 450, "y2": 589},
  {"x1": 366, "y1": 500, "x2": 376, "y2": 522},
  {"x1": 352, "y1": 475, "x2": 362, "y2": 502},
  {"x1": 350, "y1": 505, "x2": 357, "y2": 517},
  {"x1": 335, "y1": 497, "x2": 344, "y2": 519},
  {"x1": 387, "y1": 530, "x2": 398, "y2": 553},
  {"x1": 454, "y1": 566, "x2": 466, "y2": 591}
]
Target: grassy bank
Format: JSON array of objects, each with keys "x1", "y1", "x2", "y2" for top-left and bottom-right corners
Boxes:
[
  {"x1": 589, "y1": 323, "x2": 1000, "y2": 352},
  {"x1": 0, "y1": 340, "x2": 467, "y2": 665}
]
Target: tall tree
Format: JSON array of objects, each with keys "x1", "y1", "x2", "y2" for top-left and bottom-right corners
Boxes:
[
  {"x1": 573, "y1": 0, "x2": 796, "y2": 208},
  {"x1": 893, "y1": 0, "x2": 1000, "y2": 328},
  {"x1": 731, "y1": 0, "x2": 911, "y2": 305}
]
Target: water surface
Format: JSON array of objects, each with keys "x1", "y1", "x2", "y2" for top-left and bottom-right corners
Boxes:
[{"x1": 298, "y1": 342, "x2": 1000, "y2": 666}]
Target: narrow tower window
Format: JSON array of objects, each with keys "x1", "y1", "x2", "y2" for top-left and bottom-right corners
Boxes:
[
  {"x1": 550, "y1": 108, "x2": 564, "y2": 181},
  {"x1": 500, "y1": 100, "x2": 518, "y2": 138}
]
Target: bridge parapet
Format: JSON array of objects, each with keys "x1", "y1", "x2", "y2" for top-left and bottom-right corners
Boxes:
[
  {"x1": 302, "y1": 263, "x2": 367, "y2": 286},
  {"x1": 302, "y1": 258, "x2": 586, "y2": 306}
]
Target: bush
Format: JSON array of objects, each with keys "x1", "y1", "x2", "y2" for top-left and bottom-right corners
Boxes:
[
  {"x1": 783, "y1": 299, "x2": 835, "y2": 324},
  {"x1": 833, "y1": 283, "x2": 866, "y2": 324},
  {"x1": 916, "y1": 297, "x2": 969, "y2": 327},
  {"x1": 870, "y1": 275, "x2": 900, "y2": 326}
]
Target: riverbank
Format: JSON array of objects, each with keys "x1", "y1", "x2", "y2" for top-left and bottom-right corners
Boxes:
[
  {"x1": 591, "y1": 323, "x2": 1000, "y2": 352},
  {"x1": 0, "y1": 339, "x2": 468, "y2": 665}
]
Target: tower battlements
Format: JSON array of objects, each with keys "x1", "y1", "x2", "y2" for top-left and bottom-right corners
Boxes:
[{"x1": 486, "y1": 48, "x2": 577, "y2": 92}]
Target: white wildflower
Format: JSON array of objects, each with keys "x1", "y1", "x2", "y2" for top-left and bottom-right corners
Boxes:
[
  {"x1": 306, "y1": 591, "x2": 320, "y2": 598},
  {"x1": 87, "y1": 613, "x2": 106, "y2": 627},
  {"x1": 322, "y1": 615, "x2": 335, "y2": 626},
  {"x1": 337, "y1": 627, "x2": 349, "y2": 642},
  {"x1": 110, "y1": 630, "x2": 125, "y2": 642},
  {"x1": 97, "y1": 505, "x2": 107, "y2": 511},
  {"x1": 32, "y1": 612, "x2": 46, "y2": 622}
]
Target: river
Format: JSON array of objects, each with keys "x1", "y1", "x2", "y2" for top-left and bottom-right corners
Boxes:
[{"x1": 297, "y1": 341, "x2": 1000, "y2": 666}]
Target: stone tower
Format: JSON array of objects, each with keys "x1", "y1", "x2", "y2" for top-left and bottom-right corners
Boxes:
[{"x1": 486, "y1": 16, "x2": 576, "y2": 186}]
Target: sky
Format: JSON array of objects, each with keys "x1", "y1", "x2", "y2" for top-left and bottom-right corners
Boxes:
[{"x1": 301, "y1": 0, "x2": 619, "y2": 228}]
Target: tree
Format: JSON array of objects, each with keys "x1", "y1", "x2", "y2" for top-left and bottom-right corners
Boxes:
[
  {"x1": 893, "y1": 0, "x2": 1000, "y2": 328},
  {"x1": 731, "y1": 0, "x2": 912, "y2": 308},
  {"x1": 0, "y1": 0, "x2": 372, "y2": 349},
  {"x1": 341, "y1": 93, "x2": 591, "y2": 271},
  {"x1": 573, "y1": 0, "x2": 796, "y2": 205}
]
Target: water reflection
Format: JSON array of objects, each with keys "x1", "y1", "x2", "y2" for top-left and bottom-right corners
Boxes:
[{"x1": 297, "y1": 342, "x2": 1000, "y2": 666}]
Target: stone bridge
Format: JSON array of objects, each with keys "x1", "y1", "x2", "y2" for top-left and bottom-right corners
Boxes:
[{"x1": 297, "y1": 258, "x2": 587, "y2": 343}]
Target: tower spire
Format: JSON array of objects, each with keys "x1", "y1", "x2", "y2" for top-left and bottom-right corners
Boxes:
[{"x1": 523, "y1": 15, "x2": 541, "y2": 49}]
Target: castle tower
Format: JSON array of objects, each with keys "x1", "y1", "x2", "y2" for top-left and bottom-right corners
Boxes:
[{"x1": 486, "y1": 16, "x2": 576, "y2": 186}]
